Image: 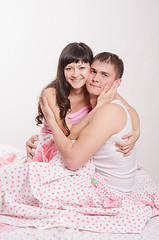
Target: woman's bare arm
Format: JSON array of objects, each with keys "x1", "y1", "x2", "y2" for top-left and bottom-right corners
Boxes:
[{"x1": 68, "y1": 81, "x2": 119, "y2": 139}]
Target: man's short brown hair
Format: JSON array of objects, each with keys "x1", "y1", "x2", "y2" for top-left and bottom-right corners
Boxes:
[{"x1": 93, "y1": 52, "x2": 124, "y2": 79}]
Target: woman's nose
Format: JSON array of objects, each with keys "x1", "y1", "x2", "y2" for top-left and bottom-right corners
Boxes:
[{"x1": 72, "y1": 69, "x2": 80, "y2": 77}]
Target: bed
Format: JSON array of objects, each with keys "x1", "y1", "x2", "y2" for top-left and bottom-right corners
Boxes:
[{"x1": 0, "y1": 144, "x2": 159, "y2": 240}]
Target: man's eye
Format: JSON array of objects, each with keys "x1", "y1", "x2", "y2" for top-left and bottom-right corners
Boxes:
[
  {"x1": 91, "y1": 70, "x2": 96, "y2": 74},
  {"x1": 80, "y1": 67, "x2": 85, "y2": 70},
  {"x1": 103, "y1": 74, "x2": 107, "y2": 77}
]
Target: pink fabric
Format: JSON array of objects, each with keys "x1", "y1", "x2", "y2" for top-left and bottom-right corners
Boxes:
[
  {"x1": 33, "y1": 138, "x2": 57, "y2": 163},
  {"x1": 0, "y1": 153, "x2": 16, "y2": 167},
  {"x1": 41, "y1": 104, "x2": 91, "y2": 134},
  {"x1": 67, "y1": 104, "x2": 92, "y2": 126}
]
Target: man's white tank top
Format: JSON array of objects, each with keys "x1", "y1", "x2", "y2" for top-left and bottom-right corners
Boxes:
[{"x1": 92, "y1": 100, "x2": 136, "y2": 196}]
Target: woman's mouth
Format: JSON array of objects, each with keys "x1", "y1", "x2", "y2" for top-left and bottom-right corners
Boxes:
[{"x1": 71, "y1": 78, "x2": 83, "y2": 82}]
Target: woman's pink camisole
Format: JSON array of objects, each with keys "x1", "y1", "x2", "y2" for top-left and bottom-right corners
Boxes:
[{"x1": 41, "y1": 104, "x2": 92, "y2": 134}]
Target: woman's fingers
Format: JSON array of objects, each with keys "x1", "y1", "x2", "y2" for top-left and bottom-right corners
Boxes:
[
  {"x1": 121, "y1": 132, "x2": 133, "y2": 139},
  {"x1": 116, "y1": 145, "x2": 131, "y2": 151},
  {"x1": 116, "y1": 138, "x2": 134, "y2": 156},
  {"x1": 115, "y1": 140, "x2": 132, "y2": 148},
  {"x1": 124, "y1": 150, "x2": 132, "y2": 156},
  {"x1": 97, "y1": 80, "x2": 120, "y2": 108},
  {"x1": 26, "y1": 145, "x2": 35, "y2": 158},
  {"x1": 26, "y1": 134, "x2": 38, "y2": 158},
  {"x1": 116, "y1": 147, "x2": 132, "y2": 156},
  {"x1": 26, "y1": 141, "x2": 36, "y2": 149},
  {"x1": 40, "y1": 97, "x2": 50, "y2": 114},
  {"x1": 26, "y1": 135, "x2": 38, "y2": 149}
]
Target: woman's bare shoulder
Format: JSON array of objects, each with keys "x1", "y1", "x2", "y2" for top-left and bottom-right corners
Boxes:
[{"x1": 42, "y1": 87, "x2": 56, "y2": 99}]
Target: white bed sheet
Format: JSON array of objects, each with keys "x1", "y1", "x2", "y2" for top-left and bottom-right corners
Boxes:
[{"x1": 0, "y1": 144, "x2": 159, "y2": 240}]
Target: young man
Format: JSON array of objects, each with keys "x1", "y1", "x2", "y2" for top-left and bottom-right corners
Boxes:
[{"x1": 40, "y1": 52, "x2": 137, "y2": 195}]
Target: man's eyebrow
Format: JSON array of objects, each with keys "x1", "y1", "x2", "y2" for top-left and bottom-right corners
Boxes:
[
  {"x1": 101, "y1": 71, "x2": 110, "y2": 75},
  {"x1": 90, "y1": 67, "x2": 96, "y2": 71}
]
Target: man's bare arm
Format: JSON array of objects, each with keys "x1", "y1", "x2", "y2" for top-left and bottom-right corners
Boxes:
[{"x1": 40, "y1": 97, "x2": 126, "y2": 170}]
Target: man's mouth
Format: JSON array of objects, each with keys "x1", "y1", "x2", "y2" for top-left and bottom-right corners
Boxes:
[{"x1": 89, "y1": 84, "x2": 100, "y2": 88}]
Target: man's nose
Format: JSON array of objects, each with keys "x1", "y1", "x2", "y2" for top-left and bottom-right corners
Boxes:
[{"x1": 92, "y1": 74, "x2": 99, "y2": 82}]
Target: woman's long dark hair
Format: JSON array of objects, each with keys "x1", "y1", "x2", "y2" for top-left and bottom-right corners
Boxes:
[{"x1": 35, "y1": 42, "x2": 93, "y2": 136}]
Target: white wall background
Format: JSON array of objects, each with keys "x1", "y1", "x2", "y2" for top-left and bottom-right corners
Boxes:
[{"x1": 0, "y1": 0, "x2": 159, "y2": 185}]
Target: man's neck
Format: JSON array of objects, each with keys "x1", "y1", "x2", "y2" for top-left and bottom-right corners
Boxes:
[{"x1": 89, "y1": 94, "x2": 98, "y2": 109}]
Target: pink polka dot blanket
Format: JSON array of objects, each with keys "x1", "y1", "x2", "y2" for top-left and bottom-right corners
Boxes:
[{"x1": 0, "y1": 139, "x2": 159, "y2": 235}]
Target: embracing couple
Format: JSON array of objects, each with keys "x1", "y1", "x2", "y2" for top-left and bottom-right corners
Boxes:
[
  {"x1": 26, "y1": 42, "x2": 140, "y2": 196},
  {"x1": 2, "y1": 43, "x2": 158, "y2": 234}
]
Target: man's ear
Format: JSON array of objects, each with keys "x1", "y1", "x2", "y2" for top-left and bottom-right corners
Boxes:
[{"x1": 116, "y1": 78, "x2": 122, "y2": 87}]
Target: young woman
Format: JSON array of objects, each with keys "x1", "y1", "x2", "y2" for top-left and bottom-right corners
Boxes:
[{"x1": 26, "y1": 42, "x2": 140, "y2": 161}]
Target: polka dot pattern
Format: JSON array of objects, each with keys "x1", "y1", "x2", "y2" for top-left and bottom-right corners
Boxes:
[{"x1": 0, "y1": 142, "x2": 159, "y2": 235}]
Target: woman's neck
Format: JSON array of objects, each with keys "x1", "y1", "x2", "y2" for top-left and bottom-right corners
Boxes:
[
  {"x1": 89, "y1": 94, "x2": 98, "y2": 109},
  {"x1": 68, "y1": 86, "x2": 90, "y2": 113},
  {"x1": 69, "y1": 86, "x2": 88, "y2": 97}
]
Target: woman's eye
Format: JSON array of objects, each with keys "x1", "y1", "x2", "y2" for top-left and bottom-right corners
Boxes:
[
  {"x1": 65, "y1": 67, "x2": 71, "y2": 71},
  {"x1": 80, "y1": 67, "x2": 85, "y2": 70}
]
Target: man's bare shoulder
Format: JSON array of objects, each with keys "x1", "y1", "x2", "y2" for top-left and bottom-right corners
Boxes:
[
  {"x1": 91, "y1": 102, "x2": 127, "y2": 133},
  {"x1": 96, "y1": 102, "x2": 126, "y2": 117}
]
